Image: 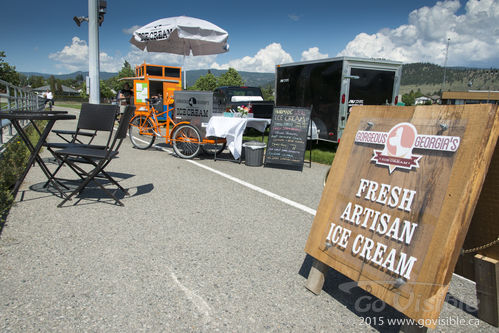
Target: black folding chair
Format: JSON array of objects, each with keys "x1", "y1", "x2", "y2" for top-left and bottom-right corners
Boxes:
[
  {"x1": 49, "y1": 103, "x2": 116, "y2": 145},
  {"x1": 44, "y1": 103, "x2": 119, "y2": 187},
  {"x1": 54, "y1": 105, "x2": 135, "y2": 207},
  {"x1": 45, "y1": 103, "x2": 118, "y2": 150}
]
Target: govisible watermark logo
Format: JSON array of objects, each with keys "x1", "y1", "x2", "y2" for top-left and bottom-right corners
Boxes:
[
  {"x1": 355, "y1": 122, "x2": 461, "y2": 174},
  {"x1": 338, "y1": 280, "x2": 480, "y2": 328}
]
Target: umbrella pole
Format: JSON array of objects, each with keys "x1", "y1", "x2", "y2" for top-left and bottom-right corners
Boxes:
[{"x1": 183, "y1": 55, "x2": 186, "y2": 90}]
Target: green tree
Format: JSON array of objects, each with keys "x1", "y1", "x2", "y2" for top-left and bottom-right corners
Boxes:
[
  {"x1": 48, "y1": 75, "x2": 56, "y2": 93},
  {"x1": 112, "y1": 61, "x2": 135, "y2": 91},
  {"x1": 0, "y1": 51, "x2": 20, "y2": 85},
  {"x1": 56, "y1": 81, "x2": 63, "y2": 94},
  {"x1": 190, "y1": 72, "x2": 217, "y2": 91},
  {"x1": 217, "y1": 68, "x2": 244, "y2": 87},
  {"x1": 415, "y1": 88, "x2": 423, "y2": 98},
  {"x1": 261, "y1": 84, "x2": 274, "y2": 101},
  {"x1": 119, "y1": 61, "x2": 135, "y2": 77},
  {"x1": 402, "y1": 93, "x2": 415, "y2": 106},
  {"x1": 100, "y1": 80, "x2": 115, "y2": 100},
  {"x1": 80, "y1": 82, "x2": 88, "y2": 99},
  {"x1": 28, "y1": 75, "x2": 45, "y2": 88}
]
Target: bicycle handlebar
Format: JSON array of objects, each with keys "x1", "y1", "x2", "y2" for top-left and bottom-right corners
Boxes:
[{"x1": 145, "y1": 98, "x2": 163, "y2": 108}]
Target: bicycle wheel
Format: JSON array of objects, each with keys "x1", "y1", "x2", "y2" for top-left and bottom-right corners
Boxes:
[
  {"x1": 172, "y1": 124, "x2": 201, "y2": 159},
  {"x1": 201, "y1": 137, "x2": 226, "y2": 156},
  {"x1": 129, "y1": 116, "x2": 155, "y2": 149}
]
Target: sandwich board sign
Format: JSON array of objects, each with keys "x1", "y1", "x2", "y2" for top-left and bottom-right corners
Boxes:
[
  {"x1": 305, "y1": 104, "x2": 499, "y2": 328},
  {"x1": 264, "y1": 107, "x2": 311, "y2": 171}
]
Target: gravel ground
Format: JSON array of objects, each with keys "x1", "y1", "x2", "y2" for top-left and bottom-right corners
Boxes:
[{"x1": 0, "y1": 107, "x2": 496, "y2": 332}]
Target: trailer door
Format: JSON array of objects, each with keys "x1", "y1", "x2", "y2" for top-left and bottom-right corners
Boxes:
[
  {"x1": 348, "y1": 68, "x2": 395, "y2": 109},
  {"x1": 276, "y1": 61, "x2": 342, "y2": 142}
]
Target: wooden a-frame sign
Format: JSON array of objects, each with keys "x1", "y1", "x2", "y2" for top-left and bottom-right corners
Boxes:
[{"x1": 305, "y1": 104, "x2": 499, "y2": 328}]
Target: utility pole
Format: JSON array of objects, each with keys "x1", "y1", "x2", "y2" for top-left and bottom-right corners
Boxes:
[
  {"x1": 88, "y1": 0, "x2": 100, "y2": 104},
  {"x1": 442, "y1": 38, "x2": 450, "y2": 94},
  {"x1": 74, "y1": 1, "x2": 106, "y2": 104}
]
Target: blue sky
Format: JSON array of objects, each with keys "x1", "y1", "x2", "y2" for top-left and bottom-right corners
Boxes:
[{"x1": 1, "y1": 0, "x2": 497, "y2": 74}]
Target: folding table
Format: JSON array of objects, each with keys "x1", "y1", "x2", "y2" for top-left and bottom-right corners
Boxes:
[
  {"x1": 205, "y1": 117, "x2": 270, "y2": 161},
  {"x1": 0, "y1": 111, "x2": 76, "y2": 197}
]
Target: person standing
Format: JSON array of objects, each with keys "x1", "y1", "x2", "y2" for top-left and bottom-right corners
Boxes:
[
  {"x1": 121, "y1": 83, "x2": 133, "y2": 105},
  {"x1": 118, "y1": 83, "x2": 133, "y2": 114},
  {"x1": 44, "y1": 90, "x2": 54, "y2": 110}
]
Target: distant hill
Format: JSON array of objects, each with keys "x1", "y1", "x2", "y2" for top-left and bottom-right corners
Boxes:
[
  {"x1": 21, "y1": 71, "x2": 117, "y2": 81},
  {"x1": 20, "y1": 69, "x2": 273, "y2": 87},
  {"x1": 184, "y1": 69, "x2": 275, "y2": 87},
  {"x1": 188, "y1": 64, "x2": 499, "y2": 94},
  {"x1": 399, "y1": 63, "x2": 499, "y2": 95},
  {"x1": 21, "y1": 63, "x2": 498, "y2": 95}
]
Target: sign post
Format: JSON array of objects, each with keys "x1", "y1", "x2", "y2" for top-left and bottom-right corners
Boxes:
[{"x1": 305, "y1": 104, "x2": 499, "y2": 328}]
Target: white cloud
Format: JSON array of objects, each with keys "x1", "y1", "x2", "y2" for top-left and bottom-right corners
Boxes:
[
  {"x1": 211, "y1": 43, "x2": 293, "y2": 72},
  {"x1": 288, "y1": 14, "x2": 300, "y2": 22},
  {"x1": 301, "y1": 47, "x2": 328, "y2": 61},
  {"x1": 123, "y1": 25, "x2": 141, "y2": 35},
  {"x1": 338, "y1": 0, "x2": 499, "y2": 66},
  {"x1": 49, "y1": 37, "x2": 123, "y2": 72},
  {"x1": 124, "y1": 47, "x2": 218, "y2": 70},
  {"x1": 49, "y1": 36, "x2": 229, "y2": 74},
  {"x1": 49, "y1": 37, "x2": 89, "y2": 72}
]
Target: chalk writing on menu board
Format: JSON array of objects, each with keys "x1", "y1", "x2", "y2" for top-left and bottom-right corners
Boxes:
[{"x1": 264, "y1": 107, "x2": 311, "y2": 171}]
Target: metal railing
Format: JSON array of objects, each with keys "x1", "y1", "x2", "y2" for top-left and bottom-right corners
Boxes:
[{"x1": 0, "y1": 78, "x2": 44, "y2": 146}]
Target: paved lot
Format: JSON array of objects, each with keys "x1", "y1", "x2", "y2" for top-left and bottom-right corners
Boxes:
[{"x1": 0, "y1": 107, "x2": 496, "y2": 332}]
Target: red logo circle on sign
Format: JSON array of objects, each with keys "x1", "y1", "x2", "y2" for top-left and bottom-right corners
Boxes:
[{"x1": 386, "y1": 123, "x2": 417, "y2": 157}]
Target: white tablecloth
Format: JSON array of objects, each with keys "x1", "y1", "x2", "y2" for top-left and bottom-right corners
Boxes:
[{"x1": 205, "y1": 117, "x2": 271, "y2": 159}]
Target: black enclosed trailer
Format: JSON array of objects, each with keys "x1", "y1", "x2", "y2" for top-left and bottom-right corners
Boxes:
[{"x1": 275, "y1": 56, "x2": 402, "y2": 142}]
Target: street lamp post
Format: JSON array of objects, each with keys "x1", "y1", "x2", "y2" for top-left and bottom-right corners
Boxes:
[
  {"x1": 88, "y1": 0, "x2": 100, "y2": 104},
  {"x1": 74, "y1": 0, "x2": 106, "y2": 104}
]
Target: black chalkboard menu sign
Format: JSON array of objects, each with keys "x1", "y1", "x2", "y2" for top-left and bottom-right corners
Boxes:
[{"x1": 264, "y1": 106, "x2": 311, "y2": 171}]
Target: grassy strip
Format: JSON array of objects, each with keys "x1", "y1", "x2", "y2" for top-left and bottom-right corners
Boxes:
[
  {"x1": 0, "y1": 121, "x2": 46, "y2": 221},
  {"x1": 55, "y1": 102, "x2": 82, "y2": 109},
  {"x1": 243, "y1": 128, "x2": 337, "y2": 165}
]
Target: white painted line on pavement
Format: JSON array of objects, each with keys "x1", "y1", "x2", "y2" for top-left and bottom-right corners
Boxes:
[
  {"x1": 188, "y1": 159, "x2": 317, "y2": 216},
  {"x1": 151, "y1": 143, "x2": 317, "y2": 216}
]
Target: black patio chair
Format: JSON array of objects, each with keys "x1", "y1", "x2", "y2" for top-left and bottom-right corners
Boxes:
[
  {"x1": 44, "y1": 103, "x2": 119, "y2": 187},
  {"x1": 49, "y1": 103, "x2": 116, "y2": 145},
  {"x1": 45, "y1": 103, "x2": 118, "y2": 150},
  {"x1": 53, "y1": 105, "x2": 135, "y2": 207}
]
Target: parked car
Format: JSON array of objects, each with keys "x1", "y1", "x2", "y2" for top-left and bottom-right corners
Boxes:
[{"x1": 213, "y1": 86, "x2": 274, "y2": 119}]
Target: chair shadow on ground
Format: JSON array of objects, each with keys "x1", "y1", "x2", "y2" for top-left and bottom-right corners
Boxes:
[
  {"x1": 28, "y1": 170, "x2": 154, "y2": 207},
  {"x1": 298, "y1": 254, "x2": 479, "y2": 332}
]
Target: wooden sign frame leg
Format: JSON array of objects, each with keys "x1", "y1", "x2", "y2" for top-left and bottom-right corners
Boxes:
[
  {"x1": 305, "y1": 258, "x2": 431, "y2": 332},
  {"x1": 305, "y1": 259, "x2": 329, "y2": 295},
  {"x1": 475, "y1": 254, "x2": 499, "y2": 326}
]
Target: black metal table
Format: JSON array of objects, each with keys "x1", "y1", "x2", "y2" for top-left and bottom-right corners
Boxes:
[{"x1": 0, "y1": 111, "x2": 76, "y2": 197}]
